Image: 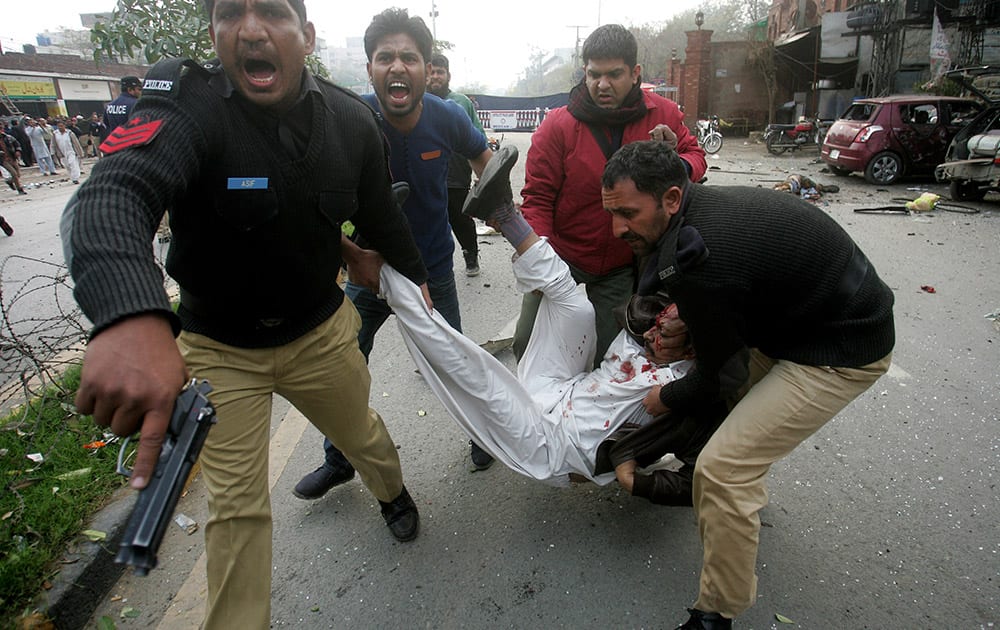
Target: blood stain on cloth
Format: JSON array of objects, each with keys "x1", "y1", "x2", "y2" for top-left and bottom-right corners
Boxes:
[{"x1": 612, "y1": 360, "x2": 636, "y2": 383}]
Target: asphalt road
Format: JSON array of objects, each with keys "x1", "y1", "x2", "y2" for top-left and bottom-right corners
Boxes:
[{"x1": 3, "y1": 135, "x2": 998, "y2": 629}]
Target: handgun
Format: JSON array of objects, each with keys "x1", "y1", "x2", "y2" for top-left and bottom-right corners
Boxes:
[{"x1": 115, "y1": 379, "x2": 216, "y2": 575}]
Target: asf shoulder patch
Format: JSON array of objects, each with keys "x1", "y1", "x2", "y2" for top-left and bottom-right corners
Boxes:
[{"x1": 99, "y1": 115, "x2": 164, "y2": 155}]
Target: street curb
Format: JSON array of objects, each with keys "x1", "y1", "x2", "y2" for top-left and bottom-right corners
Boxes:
[
  {"x1": 31, "y1": 317, "x2": 519, "y2": 628},
  {"x1": 37, "y1": 486, "x2": 136, "y2": 629}
]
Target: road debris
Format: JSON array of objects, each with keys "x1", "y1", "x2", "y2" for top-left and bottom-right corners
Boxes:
[
  {"x1": 174, "y1": 513, "x2": 198, "y2": 535},
  {"x1": 986, "y1": 308, "x2": 1000, "y2": 332}
]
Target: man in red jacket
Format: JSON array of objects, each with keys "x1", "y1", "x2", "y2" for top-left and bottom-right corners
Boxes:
[{"x1": 516, "y1": 24, "x2": 706, "y2": 367}]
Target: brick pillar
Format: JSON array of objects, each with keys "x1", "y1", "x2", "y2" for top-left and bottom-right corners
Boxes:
[
  {"x1": 682, "y1": 29, "x2": 713, "y2": 131},
  {"x1": 666, "y1": 55, "x2": 682, "y2": 105}
]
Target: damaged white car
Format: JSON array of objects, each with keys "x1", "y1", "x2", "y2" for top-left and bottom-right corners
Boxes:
[{"x1": 935, "y1": 66, "x2": 1000, "y2": 201}]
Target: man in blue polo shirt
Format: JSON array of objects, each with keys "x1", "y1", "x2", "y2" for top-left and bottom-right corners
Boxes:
[{"x1": 293, "y1": 7, "x2": 497, "y2": 500}]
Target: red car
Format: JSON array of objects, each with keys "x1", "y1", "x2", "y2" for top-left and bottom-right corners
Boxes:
[{"x1": 821, "y1": 95, "x2": 983, "y2": 184}]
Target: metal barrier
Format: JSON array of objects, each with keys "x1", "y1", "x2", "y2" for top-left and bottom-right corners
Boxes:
[{"x1": 477, "y1": 109, "x2": 547, "y2": 131}]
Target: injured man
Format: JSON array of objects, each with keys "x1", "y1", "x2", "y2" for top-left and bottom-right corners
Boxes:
[{"x1": 364, "y1": 146, "x2": 722, "y2": 505}]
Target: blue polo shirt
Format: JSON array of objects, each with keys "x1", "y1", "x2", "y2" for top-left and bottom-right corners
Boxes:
[{"x1": 363, "y1": 93, "x2": 487, "y2": 278}]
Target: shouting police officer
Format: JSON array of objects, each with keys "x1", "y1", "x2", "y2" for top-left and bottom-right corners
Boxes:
[{"x1": 62, "y1": 0, "x2": 429, "y2": 627}]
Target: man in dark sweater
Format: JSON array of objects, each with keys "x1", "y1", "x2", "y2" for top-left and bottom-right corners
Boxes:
[
  {"x1": 62, "y1": 0, "x2": 429, "y2": 627},
  {"x1": 8, "y1": 118, "x2": 33, "y2": 167},
  {"x1": 427, "y1": 52, "x2": 487, "y2": 277},
  {"x1": 601, "y1": 141, "x2": 895, "y2": 630}
]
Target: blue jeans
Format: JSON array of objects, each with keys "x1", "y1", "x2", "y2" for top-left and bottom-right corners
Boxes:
[{"x1": 323, "y1": 272, "x2": 462, "y2": 467}]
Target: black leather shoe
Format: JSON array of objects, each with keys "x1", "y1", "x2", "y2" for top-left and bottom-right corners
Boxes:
[
  {"x1": 470, "y1": 441, "x2": 494, "y2": 470},
  {"x1": 462, "y1": 144, "x2": 518, "y2": 220},
  {"x1": 379, "y1": 486, "x2": 419, "y2": 542},
  {"x1": 292, "y1": 464, "x2": 356, "y2": 500},
  {"x1": 676, "y1": 608, "x2": 733, "y2": 630}
]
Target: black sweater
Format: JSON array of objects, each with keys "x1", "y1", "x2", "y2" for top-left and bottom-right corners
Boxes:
[
  {"x1": 651, "y1": 184, "x2": 896, "y2": 412},
  {"x1": 65, "y1": 59, "x2": 427, "y2": 348}
]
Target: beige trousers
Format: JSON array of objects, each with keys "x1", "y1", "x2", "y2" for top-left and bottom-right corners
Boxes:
[
  {"x1": 693, "y1": 349, "x2": 892, "y2": 619},
  {"x1": 178, "y1": 302, "x2": 405, "y2": 629}
]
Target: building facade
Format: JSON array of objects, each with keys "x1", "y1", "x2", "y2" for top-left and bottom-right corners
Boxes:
[
  {"x1": 665, "y1": 0, "x2": 1000, "y2": 131},
  {"x1": 0, "y1": 51, "x2": 149, "y2": 119}
]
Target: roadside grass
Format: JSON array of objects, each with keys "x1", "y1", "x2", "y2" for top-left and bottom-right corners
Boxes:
[{"x1": 0, "y1": 363, "x2": 126, "y2": 626}]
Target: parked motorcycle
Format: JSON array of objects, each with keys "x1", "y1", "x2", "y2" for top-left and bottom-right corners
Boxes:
[
  {"x1": 763, "y1": 117, "x2": 831, "y2": 154},
  {"x1": 696, "y1": 115, "x2": 723, "y2": 154},
  {"x1": 487, "y1": 134, "x2": 503, "y2": 152}
]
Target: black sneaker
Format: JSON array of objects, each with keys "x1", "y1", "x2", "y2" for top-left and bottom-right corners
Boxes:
[
  {"x1": 470, "y1": 441, "x2": 494, "y2": 471},
  {"x1": 379, "y1": 486, "x2": 419, "y2": 542},
  {"x1": 676, "y1": 608, "x2": 732, "y2": 630},
  {"x1": 462, "y1": 144, "x2": 518, "y2": 220},
  {"x1": 292, "y1": 463, "x2": 356, "y2": 500},
  {"x1": 0, "y1": 216, "x2": 12, "y2": 236},
  {"x1": 463, "y1": 250, "x2": 480, "y2": 277}
]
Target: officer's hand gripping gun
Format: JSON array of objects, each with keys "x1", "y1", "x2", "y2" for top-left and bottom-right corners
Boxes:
[{"x1": 115, "y1": 379, "x2": 216, "y2": 575}]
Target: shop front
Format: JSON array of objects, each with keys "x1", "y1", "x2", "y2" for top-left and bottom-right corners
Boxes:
[
  {"x1": 58, "y1": 77, "x2": 114, "y2": 119},
  {"x1": 0, "y1": 73, "x2": 59, "y2": 117}
]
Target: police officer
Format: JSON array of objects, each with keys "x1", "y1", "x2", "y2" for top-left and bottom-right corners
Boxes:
[
  {"x1": 62, "y1": 0, "x2": 429, "y2": 627},
  {"x1": 101, "y1": 75, "x2": 142, "y2": 140}
]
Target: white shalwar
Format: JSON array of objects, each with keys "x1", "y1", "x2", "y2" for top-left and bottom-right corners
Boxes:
[
  {"x1": 379, "y1": 238, "x2": 691, "y2": 486},
  {"x1": 50, "y1": 131, "x2": 81, "y2": 182}
]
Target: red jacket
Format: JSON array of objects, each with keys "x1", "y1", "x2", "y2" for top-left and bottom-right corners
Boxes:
[{"x1": 521, "y1": 92, "x2": 705, "y2": 276}]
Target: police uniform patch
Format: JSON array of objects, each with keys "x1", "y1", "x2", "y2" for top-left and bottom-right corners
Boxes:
[
  {"x1": 143, "y1": 78, "x2": 173, "y2": 91},
  {"x1": 99, "y1": 115, "x2": 165, "y2": 155}
]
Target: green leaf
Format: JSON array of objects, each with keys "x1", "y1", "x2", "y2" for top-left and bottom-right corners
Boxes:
[
  {"x1": 82, "y1": 529, "x2": 107, "y2": 542},
  {"x1": 97, "y1": 615, "x2": 117, "y2": 630},
  {"x1": 775, "y1": 612, "x2": 795, "y2": 624},
  {"x1": 56, "y1": 467, "x2": 91, "y2": 481},
  {"x1": 120, "y1": 606, "x2": 140, "y2": 619}
]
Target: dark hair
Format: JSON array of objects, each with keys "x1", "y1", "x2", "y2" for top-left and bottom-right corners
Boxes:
[
  {"x1": 121, "y1": 76, "x2": 142, "y2": 90},
  {"x1": 430, "y1": 53, "x2": 449, "y2": 70},
  {"x1": 364, "y1": 8, "x2": 433, "y2": 63},
  {"x1": 602, "y1": 141, "x2": 688, "y2": 200},
  {"x1": 201, "y1": 0, "x2": 307, "y2": 25},
  {"x1": 582, "y1": 24, "x2": 638, "y2": 67}
]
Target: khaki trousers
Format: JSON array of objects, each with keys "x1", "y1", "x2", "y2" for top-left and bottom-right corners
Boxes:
[
  {"x1": 692, "y1": 349, "x2": 892, "y2": 619},
  {"x1": 178, "y1": 302, "x2": 405, "y2": 629}
]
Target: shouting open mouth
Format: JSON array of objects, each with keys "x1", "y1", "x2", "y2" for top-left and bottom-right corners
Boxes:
[
  {"x1": 387, "y1": 80, "x2": 411, "y2": 106},
  {"x1": 244, "y1": 58, "x2": 278, "y2": 89}
]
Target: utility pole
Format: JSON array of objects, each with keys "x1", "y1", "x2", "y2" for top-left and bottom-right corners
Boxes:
[
  {"x1": 430, "y1": 0, "x2": 439, "y2": 40},
  {"x1": 567, "y1": 24, "x2": 588, "y2": 66}
]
